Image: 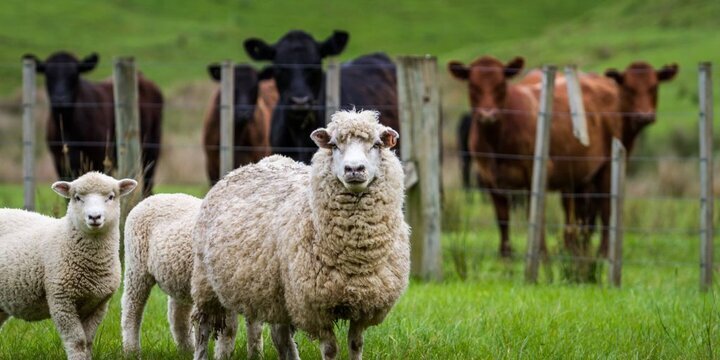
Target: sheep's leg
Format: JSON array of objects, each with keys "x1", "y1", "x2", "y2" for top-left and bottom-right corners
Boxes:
[
  {"x1": 319, "y1": 328, "x2": 338, "y2": 360},
  {"x1": 168, "y1": 297, "x2": 194, "y2": 352},
  {"x1": 82, "y1": 298, "x2": 110, "y2": 355},
  {"x1": 270, "y1": 324, "x2": 299, "y2": 360},
  {"x1": 192, "y1": 306, "x2": 212, "y2": 360},
  {"x1": 213, "y1": 312, "x2": 237, "y2": 360},
  {"x1": 245, "y1": 317, "x2": 264, "y2": 359},
  {"x1": 49, "y1": 300, "x2": 89, "y2": 360},
  {"x1": 121, "y1": 271, "x2": 155, "y2": 355},
  {"x1": 348, "y1": 321, "x2": 368, "y2": 360}
]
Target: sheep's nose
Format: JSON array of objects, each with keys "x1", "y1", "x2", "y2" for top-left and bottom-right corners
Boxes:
[
  {"x1": 87, "y1": 214, "x2": 102, "y2": 222},
  {"x1": 345, "y1": 164, "x2": 366, "y2": 174}
]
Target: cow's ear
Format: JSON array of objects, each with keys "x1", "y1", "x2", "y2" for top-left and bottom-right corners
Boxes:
[
  {"x1": 257, "y1": 65, "x2": 274, "y2": 81},
  {"x1": 447, "y1": 61, "x2": 469, "y2": 80},
  {"x1": 79, "y1": 53, "x2": 99, "y2": 73},
  {"x1": 244, "y1": 38, "x2": 276, "y2": 61},
  {"x1": 319, "y1": 30, "x2": 349, "y2": 58},
  {"x1": 207, "y1": 63, "x2": 221, "y2": 82},
  {"x1": 310, "y1": 128, "x2": 333, "y2": 149},
  {"x1": 657, "y1": 63, "x2": 678, "y2": 82},
  {"x1": 504, "y1": 57, "x2": 524, "y2": 79},
  {"x1": 23, "y1": 54, "x2": 45, "y2": 73},
  {"x1": 605, "y1": 68, "x2": 624, "y2": 85}
]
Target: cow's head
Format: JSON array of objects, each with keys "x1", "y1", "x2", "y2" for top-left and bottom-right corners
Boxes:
[
  {"x1": 605, "y1": 62, "x2": 678, "y2": 125},
  {"x1": 208, "y1": 63, "x2": 274, "y2": 128},
  {"x1": 448, "y1": 56, "x2": 524, "y2": 123},
  {"x1": 23, "y1": 52, "x2": 99, "y2": 110},
  {"x1": 244, "y1": 30, "x2": 349, "y2": 121}
]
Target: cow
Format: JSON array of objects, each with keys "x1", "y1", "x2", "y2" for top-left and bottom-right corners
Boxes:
[
  {"x1": 202, "y1": 64, "x2": 278, "y2": 185},
  {"x1": 23, "y1": 51, "x2": 163, "y2": 196},
  {"x1": 457, "y1": 113, "x2": 473, "y2": 189},
  {"x1": 448, "y1": 55, "x2": 623, "y2": 258},
  {"x1": 244, "y1": 30, "x2": 399, "y2": 164}
]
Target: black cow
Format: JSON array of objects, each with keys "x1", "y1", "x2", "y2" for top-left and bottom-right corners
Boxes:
[
  {"x1": 244, "y1": 30, "x2": 399, "y2": 163},
  {"x1": 23, "y1": 51, "x2": 164, "y2": 195}
]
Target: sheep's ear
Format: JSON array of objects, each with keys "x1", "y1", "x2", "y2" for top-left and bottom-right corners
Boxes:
[
  {"x1": 380, "y1": 128, "x2": 399, "y2": 149},
  {"x1": 118, "y1": 179, "x2": 138, "y2": 197},
  {"x1": 310, "y1": 129, "x2": 333, "y2": 149},
  {"x1": 51, "y1": 181, "x2": 72, "y2": 198}
]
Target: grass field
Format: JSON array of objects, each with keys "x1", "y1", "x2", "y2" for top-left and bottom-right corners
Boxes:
[{"x1": 0, "y1": 184, "x2": 718, "y2": 359}]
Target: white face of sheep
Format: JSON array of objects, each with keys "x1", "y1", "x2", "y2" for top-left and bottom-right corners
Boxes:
[
  {"x1": 52, "y1": 176, "x2": 138, "y2": 234},
  {"x1": 311, "y1": 126, "x2": 399, "y2": 193}
]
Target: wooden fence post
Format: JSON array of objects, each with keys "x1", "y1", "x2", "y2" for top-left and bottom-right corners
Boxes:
[
  {"x1": 219, "y1": 60, "x2": 235, "y2": 177},
  {"x1": 396, "y1": 55, "x2": 442, "y2": 281},
  {"x1": 113, "y1": 57, "x2": 143, "y2": 222},
  {"x1": 22, "y1": 58, "x2": 36, "y2": 211},
  {"x1": 608, "y1": 138, "x2": 626, "y2": 287},
  {"x1": 525, "y1": 65, "x2": 556, "y2": 284},
  {"x1": 325, "y1": 59, "x2": 340, "y2": 124},
  {"x1": 698, "y1": 62, "x2": 714, "y2": 292},
  {"x1": 564, "y1": 65, "x2": 590, "y2": 146}
]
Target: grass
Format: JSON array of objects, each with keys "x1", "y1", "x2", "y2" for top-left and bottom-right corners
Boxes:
[{"x1": 0, "y1": 185, "x2": 718, "y2": 358}]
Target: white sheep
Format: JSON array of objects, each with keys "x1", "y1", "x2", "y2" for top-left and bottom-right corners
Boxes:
[
  {"x1": 192, "y1": 109, "x2": 410, "y2": 360},
  {"x1": 0, "y1": 172, "x2": 137, "y2": 360},
  {"x1": 120, "y1": 193, "x2": 242, "y2": 358}
]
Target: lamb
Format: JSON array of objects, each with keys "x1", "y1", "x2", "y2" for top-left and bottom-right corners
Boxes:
[
  {"x1": 120, "y1": 193, "x2": 240, "y2": 358},
  {"x1": 191, "y1": 109, "x2": 410, "y2": 360},
  {"x1": 0, "y1": 172, "x2": 137, "y2": 360}
]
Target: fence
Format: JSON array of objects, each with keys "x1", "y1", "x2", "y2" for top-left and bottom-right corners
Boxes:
[{"x1": 14, "y1": 57, "x2": 716, "y2": 289}]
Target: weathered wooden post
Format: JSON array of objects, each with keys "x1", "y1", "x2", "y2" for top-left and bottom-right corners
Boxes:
[
  {"x1": 608, "y1": 138, "x2": 626, "y2": 287},
  {"x1": 396, "y1": 55, "x2": 442, "y2": 281},
  {"x1": 219, "y1": 60, "x2": 235, "y2": 177},
  {"x1": 22, "y1": 58, "x2": 36, "y2": 211},
  {"x1": 525, "y1": 65, "x2": 556, "y2": 284},
  {"x1": 698, "y1": 62, "x2": 714, "y2": 292},
  {"x1": 113, "y1": 57, "x2": 143, "y2": 221},
  {"x1": 325, "y1": 59, "x2": 341, "y2": 125},
  {"x1": 564, "y1": 65, "x2": 590, "y2": 146}
]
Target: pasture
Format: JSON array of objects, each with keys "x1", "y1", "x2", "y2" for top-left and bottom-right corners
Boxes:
[{"x1": 1, "y1": 0, "x2": 720, "y2": 359}]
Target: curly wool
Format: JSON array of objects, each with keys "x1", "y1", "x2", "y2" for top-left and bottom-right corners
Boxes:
[{"x1": 193, "y1": 110, "x2": 410, "y2": 340}]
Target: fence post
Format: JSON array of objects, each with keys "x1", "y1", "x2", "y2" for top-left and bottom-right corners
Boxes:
[
  {"x1": 113, "y1": 57, "x2": 143, "y2": 222},
  {"x1": 698, "y1": 62, "x2": 714, "y2": 292},
  {"x1": 396, "y1": 55, "x2": 442, "y2": 281},
  {"x1": 325, "y1": 59, "x2": 340, "y2": 124},
  {"x1": 608, "y1": 138, "x2": 626, "y2": 287},
  {"x1": 564, "y1": 65, "x2": 590, "y2": 146},
  {"x1": 22, "y1": 58, "x2": 36, "y2": 211},
  {"x1": 525, "y1": 65, "x2": 556, "y2": 284},
  {"x1": 219, "y1": 60, "x2": 235, "y2": 177}
]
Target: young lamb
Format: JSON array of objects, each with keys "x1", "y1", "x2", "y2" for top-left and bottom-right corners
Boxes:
[
  {"x1": 0, "y1": 172, "x2": 137, "y2": 360},
  {"x1": 191, "y1": 109, "x2": 410, "y2": 360},
  {"x1": 121, "y1": 193, "x2": 242, "y2": 358}
]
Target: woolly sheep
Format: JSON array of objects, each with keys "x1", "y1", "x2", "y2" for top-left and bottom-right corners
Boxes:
[
  {"x1": 0, "y1": 172, "x2": 137, "y2": 360},
  {"x1": 192, "y1": 109, "x2": 410, "y2": 360},
  {"x1": 121, "y1": 193, "x2": 242, "y2": 358}
]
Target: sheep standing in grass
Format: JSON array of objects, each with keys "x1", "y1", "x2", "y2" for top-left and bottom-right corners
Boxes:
[
  {"x1": 121, "y1": 193, "x2": 240, "y2": 357},
  {"x1": 192, "y1": 109, "x2": 410, "y2": 360},
  {"x1": 0, "y1": 172, "x2": 137, "y2": 360}
]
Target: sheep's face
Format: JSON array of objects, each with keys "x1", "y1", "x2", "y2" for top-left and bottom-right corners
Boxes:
[
  {"x1": 311, "y1": 126, "x2": 399, "y2": 193},
  {"x1": 52, "y1": 173, "x2": 137, "y2": 234}
]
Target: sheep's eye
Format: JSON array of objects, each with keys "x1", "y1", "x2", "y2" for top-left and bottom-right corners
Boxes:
[
  {"x1": 330, "y1": 143, "x2": 338, "y2": 150},
  {"x1": 73, "y1": 195, "x2": 82, "y2": 202},
  {"x1": 107, "y1": 194, "x2": 115, "y2": 201},
  {"x1": 373, "y1": 142, "x2": 382, "y2": 149}
]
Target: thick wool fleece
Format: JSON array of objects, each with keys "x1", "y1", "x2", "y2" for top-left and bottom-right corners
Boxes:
[
  {"x1": 0, "y1": 172, "x2": 126, "y2": 360},
  {"x1": 193, "y1": 112, "x2": 410, "y2": 340}
]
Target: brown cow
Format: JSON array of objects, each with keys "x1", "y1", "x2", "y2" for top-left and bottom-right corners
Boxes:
[
  {"x1": 202, "y1": 64, "x2": 278, "y2": 185},
  {"x1": 449, "y1": 56, "x2": 622, "y2": 257},
  {"x1": 24, "y1": 51, "x2": 163, "y2": 196}
]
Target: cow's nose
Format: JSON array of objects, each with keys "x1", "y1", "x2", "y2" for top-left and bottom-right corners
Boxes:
[
  {"x1": 345, "y1": 164, "x2": 366, "y2": 174},
  {"x1": 290, "y1": 96, "x2": 311, "y2": 105}
]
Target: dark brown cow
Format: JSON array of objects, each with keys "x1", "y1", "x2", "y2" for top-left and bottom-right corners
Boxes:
[
  {"x1": 202, "y1": 64, "x2": 278, "y2": 185},
  {"x1": 449, "y1": 56, "x2": 622, "y2": 257},
  {"x1": 24, "y1": 51, "x2": 163, "y2": 196}
]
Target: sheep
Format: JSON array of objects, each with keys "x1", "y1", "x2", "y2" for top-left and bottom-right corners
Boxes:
[
  {"x1": 191, "y1": 109, "x2": 410, "y2": 360},
  {"x1": 120, "y1": 193, "x2": 241, "y2": 358},
  {"x1": 0, "y1": 172, "x2": 137, "y2": 360}
]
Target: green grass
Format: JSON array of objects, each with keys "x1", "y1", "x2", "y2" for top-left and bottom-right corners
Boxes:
[{"x1": 0, "y1": 185, "x2": 718, "y2": 358}]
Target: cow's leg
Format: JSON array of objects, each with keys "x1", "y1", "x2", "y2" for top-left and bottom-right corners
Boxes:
[
  {"x1": 561, "y1": 193, "x2": 578, "y2": 255},
  {"x1": 167, "y1": 297, "x2": 193, "y2": 352},
  {"x1": 490, "y1": 191, "x2": 512, "y2": 257},
  {"x1": 595, "y1": 166, "x2": 612, "y2": 258}
]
